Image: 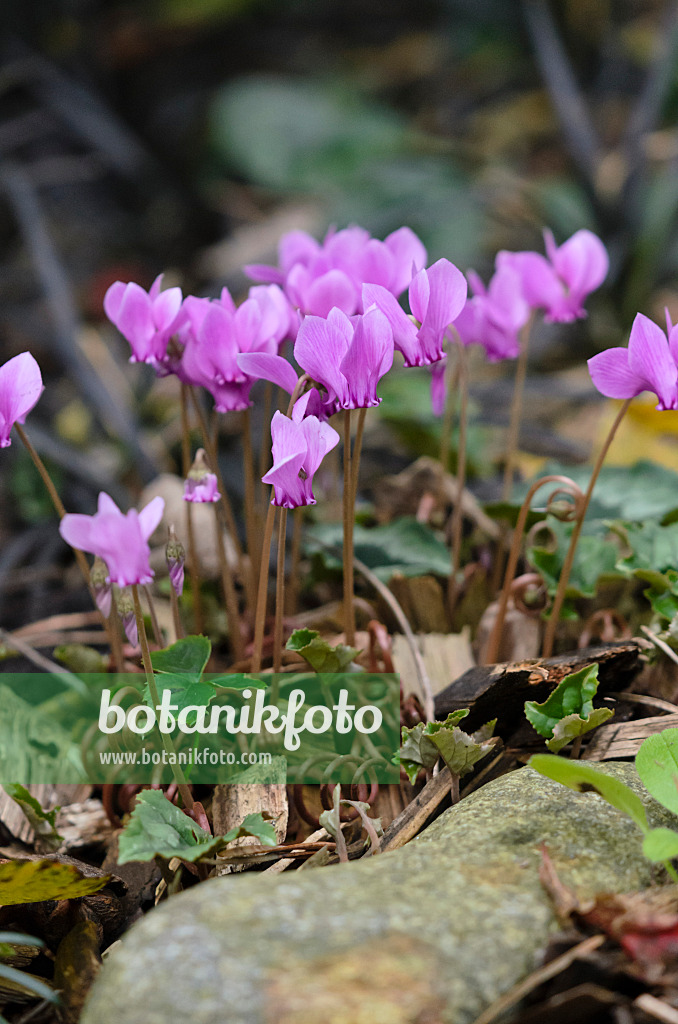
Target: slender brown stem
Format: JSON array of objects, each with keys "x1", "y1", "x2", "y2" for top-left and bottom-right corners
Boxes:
[
  {"x1": 180, "y1": 384, "x2": 204, "y2": 635},
  {"x1": 343, "y1": 410, "x2": 356, "y2": 645},
  {"x1": 273, "y1": 507, "x2": 287, "y2": 673},
  {"x1": 286, "y1": 508, "x2": 303, "y2": 617},
  {"x1": 15, "y1": 422, "x2": 121, "y2": 667},
  {"x1": 483, "y1": 474, "x2": 584, "y2": 665},
  {"x1": 190, "y1": 389, "x2": 256, "y2": 612},
  {"x1": 251, "y1": 500, "x2": 277, "y2": 672},
  {"x1": 258, "y1": 381, "x2": 273, "y2": 510},
  {"x1": 212, "y1": 505, "x2": 245, "y2": 663},
  {"x1": 169, "y1": 587, "x2": 185, "y2": 641},
  {"x1": 242, "y1": 408, "x2": 261, "y2": 582},
  {"x1": 542, "y1": 398, "x2": 631, "y2": 658},
  {"x1": 502, "y1": 315, "x2": 533, "y2": 501},
  {"x1": 143, "y1": 585, "x2": 163, "y2": 647},
  {"x1": 350, "y1": 407, "x2": 367, "y2": 506},
  {"x1": 131, "y1": 584, "x2": 193, "y2": 810},
  {"x1": 448, "y1": 340, "x2": 469, "y2": 618},
  {"x1": 439, "y1": 344, "x2": 460, "y2": 469}
]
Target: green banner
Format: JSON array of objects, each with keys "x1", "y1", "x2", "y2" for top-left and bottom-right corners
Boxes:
[{"x1": 0, "y1": 672, "x2": 400, "y2": 785}]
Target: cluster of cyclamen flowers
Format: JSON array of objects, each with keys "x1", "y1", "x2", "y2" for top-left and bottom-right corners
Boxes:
[{"x1": 0, "y1": 221, "x2": 616, "y2": 632}]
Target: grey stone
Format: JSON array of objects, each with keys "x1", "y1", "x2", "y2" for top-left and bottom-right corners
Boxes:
[{"x1": 84, "y1": 763, "x2": 678, "y2": 1024}]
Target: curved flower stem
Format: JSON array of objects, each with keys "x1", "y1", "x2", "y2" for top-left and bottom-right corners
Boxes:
[
  {"x1": 502, "y1": 314, "x2": 534, "y2": 502},
  {"x1": 343, "y1": 410, "x2": 356, "y2": 646},
  {"x1": 287, "y1": 508, "x2": 303, "y2": 616},
  {"x1": 483, "y1": 474, "x2": 585, "y2": 665},
  {"x1": 212, "y1": 505, "x2": 245, "y2": 663},
  {"x1": 251, "y1": 500, "x2": 276, "y2": 673},
  {"x1": 131, "y1": 584, "x2": 193, "y2": 811},
  {"x1": 14, "y1": 422, "x2": 121, "y2": 667},
  {"x1": 542, "y1": 399, "x2": 632, "y2": 658},
  {"x1": 273, "y1": 507, "x2": 288, "y2": 673},
  {"x1": 242, "y1": 408, "x2": 261, "y2": 582},
  {"x1": 448, "y1": 338, "x2": 469, "y2": 618},
  {"x1": 180, "y1": 384, "x2": 204, "y2": 635}
]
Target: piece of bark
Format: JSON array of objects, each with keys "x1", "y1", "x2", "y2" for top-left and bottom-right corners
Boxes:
[
  {"x1": 392, "y1": 631, "x2": 475, "y2": 709},
  {"x1": 53, "y1": 919, "x2": 102, "y2": 1024},
  {"x1": 0, "y1": 785, "x2": 92, "y2": 847},
  {"x1": 583, "y1": 713, "x2": 678, "y2": 760},
  {"x1": 56, "y1": 799, "x2": 114, "y2": 853},
  {"x1": 380, "y1": 768, "x2": 453, "y2": 853},
  {"x1": 213, "y1": 770, "x2": 288, "y2": 876},
  {"x1": 434, "y1": 641, "x2": 642, "y2": 735},
  {"x1": 388, "y1": 575, "x2": 449, "y2": 633},
  {"x1": 476, "y1": 599, "x2": 541, "y2": 664}
]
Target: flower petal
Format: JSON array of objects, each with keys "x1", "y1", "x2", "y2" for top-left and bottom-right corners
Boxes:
[
  {"x1": 305, "y1": 269, "x2": 357, "y2": 317},
  {"x1": 0, "y1": 352, "x2": 43, "y2": 436},
  {"x1": 138, "y1": 496, "x2": 165, "y2": 540},
  {"x1": 362, "y1": 283, "x2": 419, "y2": 365},
  {"x1": 627, "y1": 313, "x2": 678, "y2": 407},
  {"x1": 384, "y1": 227, "x2": 427, "y2": 296},
  {"x1": 587, "y1": 347, "x2": 644, "y2": 399},
  {"x1": 236, "y1": 352, "x2": 299, "y2": 393},
  {"x1": 294, "y1": 315, "x2": 348, "y2": 405}
]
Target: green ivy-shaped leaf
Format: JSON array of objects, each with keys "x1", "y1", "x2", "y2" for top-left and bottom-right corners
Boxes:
[
  {"x1": 525, "y1": 664, "x2": 613, "y2": 752},
  {"x1": 305, "y1": 518, "x2": 451, "y2": 582},
  {"x1": 150, "y1": 635, "x2": 211, "y2": 683},
  {"x1": 286, "y1": 629, "x2": 358, "y2": 673},
  {"x1": 117, "y1": 789, "x2": 277, "y2": 865}
]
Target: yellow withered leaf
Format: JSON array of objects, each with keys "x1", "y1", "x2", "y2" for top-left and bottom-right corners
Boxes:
[{"x1": 0, "y1": 859, "x2": 109, "y2": 907}]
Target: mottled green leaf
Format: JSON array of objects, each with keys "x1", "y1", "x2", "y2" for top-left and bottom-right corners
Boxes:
[
  {"x1": 150, "y1": 636, "x2": 211, "y2": 683},
  {"x1": 286, "y1": 629, "x2": 358, "y2": 673},
  {"x1": 118, "y1": 789, "x2": 276, "y2": 864}
]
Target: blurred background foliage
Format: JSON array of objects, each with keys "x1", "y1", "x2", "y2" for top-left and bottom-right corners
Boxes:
[{"x1": 3, "y1": 0, "x2": 678, "y2": 621}]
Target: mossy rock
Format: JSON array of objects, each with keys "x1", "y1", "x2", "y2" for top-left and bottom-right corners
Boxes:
[{"x1": 84, "y1": 763, "x2": 678, "y2": 1024}]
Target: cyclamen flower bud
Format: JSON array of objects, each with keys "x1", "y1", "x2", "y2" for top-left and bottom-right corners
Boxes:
[
  {"x1": 90, "y1": 557, "x2": 112, "y2": 617},
  {"x1": 166, "y1": 524, "x2": 185, "y2": 597},
  {"x1": 116, "y1": 589, "x2": 138, "y2": 649},
  {"x1": 183, "y1": 449, "x2": 220, "y2": 503}
]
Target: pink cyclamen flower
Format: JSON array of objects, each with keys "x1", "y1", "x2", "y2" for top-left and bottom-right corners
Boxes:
[
  {"x1": 104, "y1": 274, "x2": 185, "y2": 370},
  {"x1": 294, "y1": 306, "x2": 394, "y2": 412},
  {"x1": 178, "y1": 286, "x2": 290, "y2": 412},
  {"x1": 363, "y1": 258, "x2": 467, "y2": 367},
  {"x1": 453, "y1": 263, "x2": 530, "y2": 362},
  {"x1": 59, "y1": 493, "x2": 165, "y2": 588},
  {"x1": 499, "y1": 229, "x2": 608, "y2": 323},
  {"x1": 588, "y1": 312, "x2": 678, "y2": 411},
  {"x1": 263, "y1": 400, "x2": 340, "y2": 508},
  {"x1": 246, "y1": 225, "x2": 427, "y2": 317},
  {"x1": 0, "y1": 352, "x2": 44, "y2": 448}
]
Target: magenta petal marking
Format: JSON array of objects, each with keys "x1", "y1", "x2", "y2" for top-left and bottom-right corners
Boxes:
[{"x1": 0, "y1": 352, "x2": 44, "y2": 445}]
